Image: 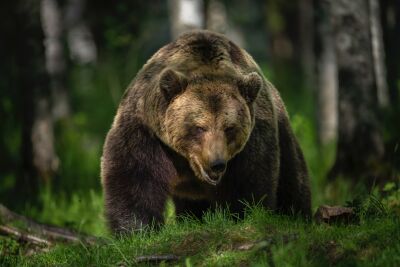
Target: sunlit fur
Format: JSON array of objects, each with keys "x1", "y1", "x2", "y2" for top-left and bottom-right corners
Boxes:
[{"x1": 162, "y1": 78, "x2": 252, "y2": 185}]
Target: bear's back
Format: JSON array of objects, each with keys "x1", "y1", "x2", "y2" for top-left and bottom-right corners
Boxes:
[{"x1": 142, "y1": 30, "x2": 257, "y2": 80}]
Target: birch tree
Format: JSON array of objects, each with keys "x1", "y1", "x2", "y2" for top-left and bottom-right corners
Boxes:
[
  {"x1": 315, "y1": 0, "x2": 338, "y2": 145},
  {"x1": 168, "y1": 0, "x2": 205, "y2": 40},
  {"x1": 327, "y1": 0, "x2": 385, "y2": 182}
]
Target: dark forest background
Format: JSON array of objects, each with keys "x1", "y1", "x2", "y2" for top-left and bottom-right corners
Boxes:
[{"x1": 0, "y1": 0, "x2": 399, "y2": 237}]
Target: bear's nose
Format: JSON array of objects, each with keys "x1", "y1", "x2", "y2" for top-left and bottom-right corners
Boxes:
[{"x1": 210, "y1": 159, "x2": 227, "y2": 173}]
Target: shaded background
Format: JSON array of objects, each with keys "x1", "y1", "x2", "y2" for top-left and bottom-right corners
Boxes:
[{"x1": 0, "y1": 0, "x2": 399, "y2": 235}]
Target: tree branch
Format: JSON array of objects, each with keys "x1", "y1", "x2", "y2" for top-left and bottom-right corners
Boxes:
[
  {"x1": 135, "y1": 254, "x2": 180, "y2": 263},
  {"x1": 0, "y1": 225, "x2": 51, "y2": 247},
  {"x1": 0, "y1": 203, "x2": 100, "y2": 245}
]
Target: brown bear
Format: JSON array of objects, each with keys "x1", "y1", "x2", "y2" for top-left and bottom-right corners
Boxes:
[{"x1": 101, "y1": 30, "x2": 311, "y2": 234}]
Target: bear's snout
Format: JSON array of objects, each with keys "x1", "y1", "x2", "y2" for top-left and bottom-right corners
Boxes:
[
  {"x1": 204, "y1": 158, "x2": 227, "y2": 184},
  {"x1": 209, "y1": 159, "x2": 226, "y2": 175}
]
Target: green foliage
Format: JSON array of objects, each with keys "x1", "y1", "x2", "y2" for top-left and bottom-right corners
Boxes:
[
  {"x1": 51, "y1": 53, "x2": 142, "y2": 194},
  {"x1": 24, "y1": 189, "x2": 106, "y2": 236},
  {"x1": 378, "y1": 182, "x2": 400, "y2": 215}
]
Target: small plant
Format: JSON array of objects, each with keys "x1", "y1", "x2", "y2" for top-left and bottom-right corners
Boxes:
[
  {"x1": 381, "y1": 182, "x2": 400, "y2": 215},
  {"x1": 345, "y1": 193, "x2": 388, "y2": 221}
]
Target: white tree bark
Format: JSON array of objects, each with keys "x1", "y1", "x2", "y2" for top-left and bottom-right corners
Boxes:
[
  {"x1": 327, "y1": 0, "x2": 385, "y2": 180},
  {"x1": 317, "y1": 33, "x2": 338, "y2": 145},
  {"x1": 64, "y1": 0, "x2": 97, "y2": 64},
  {"x1": 31, "y1": 97, "x2": 59, "y2": 180},
  {"x1": 369, "y1": 0, "x2": 389, "y2": 108},
  {"x1": 41, "y1": 0, "x2": 65, "y2": 76},
  {"x1": 168, "y1": 0, "x2": 205, "y2": 40},
  {"x1": 36, "y1": 0, "x2": 61, "y2": 179},
  {"x1": 316, "y1": 1, "x2": 338, "y2": 145},
  {"x1": 41, "y1": 0, "x2": 69, "y2": 119}
]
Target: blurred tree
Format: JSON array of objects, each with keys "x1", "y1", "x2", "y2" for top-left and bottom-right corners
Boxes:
[
  {"x1": 64, "y1": 0, "x2": 97, "y2": 65},
  {"x1": 327, "y1": 0, "x2": 385, "y2": 183},
  {"x1": 206, "y1": 0, "x2": 228, "y2": 33},
  {"x1": 264, "y1": 1, "x2": 295, "y2": 63},
  {"x1": 223, "y1": 0, "x2": 268, "y2": 62},
  {"x1": 168, "y1": 0, "x2": 205, "y2": 39},
  {"x1": 299, "y1": 0, "x2": 315, "y2": 87},
  {"x1": 315, "y1": 0, "x2": 338, "y2": 145},
  {"x1": 0, "y1": 1, "x2": 23, "y2": 202},
  {"x1": 205, "y1": 0, "x2": 244, "y2": 46},
  {"x1": 41, "y1": 0, "x2": 69, "y2": 120},
  {"x1": 369, "y1": 0, "x2": 389, "y2": 108},
  {"x1": 41, "y1": 0, "x2": 97, "y2": 121},
  {"x1": 86, "y1": 1, "x2": 168, "y2": 58},
  {"x1": 3, "y1": 0, "x2": 60, "y2": 201},
  {"x1": 381, "y1": 0, "x2": 400, "y2": 105}
]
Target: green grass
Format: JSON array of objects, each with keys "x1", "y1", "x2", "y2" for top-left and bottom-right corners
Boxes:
[
  {"x1": 2, "y1": 202, "x2": 400, "y2": 267},
  {"x1": 23, "y1": 189, "x2": 106, "y2": 236}
]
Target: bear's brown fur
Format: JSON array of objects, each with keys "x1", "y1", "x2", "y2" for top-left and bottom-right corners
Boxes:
[{"x1": 101, "y1": 30, "x2": 311, "y2": 234}]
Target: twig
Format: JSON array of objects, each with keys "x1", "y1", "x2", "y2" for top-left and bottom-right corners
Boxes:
[
  {"x1": 0, "y1": 225, "x2": 52, "y2": 247},
  {"x1": 237, "y1": 239, "x2": 273, "y2": 251},
  {"x1": 135, "y1": 254, "x2": 180, "y2": 263}
]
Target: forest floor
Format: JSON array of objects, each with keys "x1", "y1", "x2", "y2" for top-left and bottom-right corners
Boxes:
[{"x1": 1, "y1": 192, "x2": 400, "y2": 267}]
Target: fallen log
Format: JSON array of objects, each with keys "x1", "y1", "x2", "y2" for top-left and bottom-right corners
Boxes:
[
  {"x1": 0, "y1": 225, "x2": 51, "y2": 247},
  {"x1": 0, "y1": 203, "x2": 100, "y2": 245}
]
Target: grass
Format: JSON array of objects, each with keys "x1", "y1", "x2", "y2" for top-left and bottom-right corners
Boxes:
[
  {"x1": 2, "y1": 201, "x2": 400, "y2": 266},
  {"x1": 24, "y1": 189, "x2": 106, "y2": 236}
]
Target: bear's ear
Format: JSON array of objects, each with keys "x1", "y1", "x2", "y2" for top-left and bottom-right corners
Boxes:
[
  {"x1": 159, "y1": 69, "x2": 188, "y2": 102},
  {"x1": 237, "y1": 72, "x2": 262, "y2": 103}
]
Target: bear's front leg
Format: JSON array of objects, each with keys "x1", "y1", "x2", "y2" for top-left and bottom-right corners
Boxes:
[
  {"x1": 101, "y1": 122, "x2": 176, "y2": 235},
  {"x1": 276, "y1": 112, "x2": 311, "y2": 217}
]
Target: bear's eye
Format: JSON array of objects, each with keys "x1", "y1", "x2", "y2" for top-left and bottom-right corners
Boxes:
[
  {"x1": 194, "y1": 126, "x2": 207, "y2": 136},
  {"x1": 225, "y1": 126, "x2": 236, "y2": 134},
  {"x1": 225, "y1": 126, "x2": 237, "y2": 140}
]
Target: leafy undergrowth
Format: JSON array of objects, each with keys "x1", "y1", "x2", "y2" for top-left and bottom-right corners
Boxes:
[{"x1": 2, "y1": 203, "x2": 400, "y2": 267}]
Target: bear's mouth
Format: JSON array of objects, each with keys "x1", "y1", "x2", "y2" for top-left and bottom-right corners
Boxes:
[{"x1": 190, "y1": 156, "x2": 222, "y2": 186}]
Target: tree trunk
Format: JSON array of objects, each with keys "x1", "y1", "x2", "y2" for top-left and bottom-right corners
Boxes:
[
  {"x1": 327, "y1": 0, "x2": 385, "y2": 182},
  {"x1": 369, "y1": 0, "x2": 389, "y2": 108},
  {"x1": 40, "y1": 0, "x2": 69, "y2": 119},
  {"x1": 315, "y1": 0, "x2": 338, "y2": 145},
  {"x1": 205, "y1": 0, "x2": 244, "y2": 47},
  {"x1": 391, "y1": 0, "x2": 400, "y2": 104},
  {"x1": 168, "y1": 0, "x2": 205, "y2": 40},
  {"x1": 205, "y1": 0, "x2": 228, "y2": 33},
  {"x1": 263, "y1": 0, "x2": 301, "y2": 74},
  {"x1": 64, "y1": 0, "x2": 97, "y2": 64},
  {"x1": 31, "y1": 94, "x2": 59, "y2": 183},
  {"x1": 299, "y1": 0, "x2": 315, "y2": 88},
  {"x1": 381, "y1": 0, "x2": 400, "y2": 105},
  {"x1": 13, "y1": 0, "x2": 58, "y2": 199}
]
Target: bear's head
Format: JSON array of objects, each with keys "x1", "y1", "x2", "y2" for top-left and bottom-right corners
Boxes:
[{"x1": 159, "y1": 69, "x2": 262, "y2": 186}]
